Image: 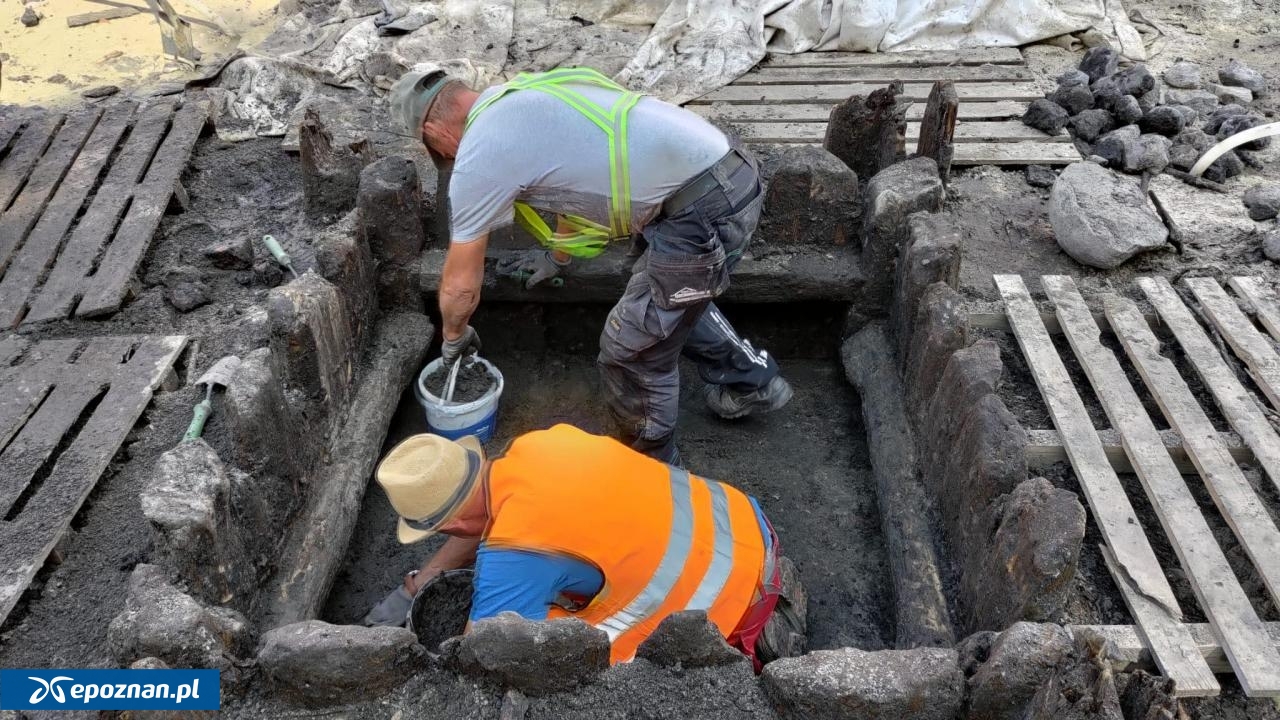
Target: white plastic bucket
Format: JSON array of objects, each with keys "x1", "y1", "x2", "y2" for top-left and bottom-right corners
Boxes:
[{"x1": 415, "y1": 357, "x2": 504, "y2": 443}]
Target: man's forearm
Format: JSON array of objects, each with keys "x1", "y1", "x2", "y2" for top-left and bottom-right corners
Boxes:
[{"x1": 439, "y1": 234, "x2": 489, "y2": 339}]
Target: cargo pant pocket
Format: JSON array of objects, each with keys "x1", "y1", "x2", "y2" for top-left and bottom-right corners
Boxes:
[{"x1": 646, "y1": 244, "x2": 728, "y2": 311}]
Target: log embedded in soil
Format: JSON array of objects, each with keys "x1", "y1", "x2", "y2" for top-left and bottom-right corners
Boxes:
[{"x1": 841, "y1": 323, "x2": 955, "y2": 649}]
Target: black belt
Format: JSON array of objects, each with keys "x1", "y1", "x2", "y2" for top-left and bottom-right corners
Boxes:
[{"x1": 661, "y1": 150, "x2": 748, "y2": 218}]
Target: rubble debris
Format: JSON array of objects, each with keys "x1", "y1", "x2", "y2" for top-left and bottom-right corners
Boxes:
[
  {"x1": 1202, "y1": 149, "x2": 1245, "y2": 183},
  {"x1": 1021, "y1": 636, "x2": 1122, "y2": 720},
  {"x1": 1049, "y1": 83, "x2": 1093, "y2": 116},
  {"x1": 966, "y1": 623, "x2": 1077, "y2": 720},
  {"x1": 1244, "y1": 184, "x2": 1280, "y2": 221},
  {"x1": 81, "y1": 85, "x2": 121, "y2": 98},
  {"x1": 761, "y1": 647, "x2": 963, "y2": 720},
  {"x1": 442, "y1": 613, "x2": 610, "y2": 696},
  {"x1": 1219, "y1": 59, "x2": 1267, "y2": 96},
  {"x1": 165, "y1": 281, "x2": 211, "y2": 312},
  {"x1": 1050, "y1": 162, "x2": 1169, "y2": 269},
  {"x1": 635, "y1": 610, "x2": 748, "y2": 668},
  {"x1": 1121, "y1": 134, "x2": 1171, "y2": 175},
  {"x1": 1070, "y1": 109, "x2": 1114, "y2": 142},
  {"x1": 1202, "y1": 104, "x2": 1250, "y2": 134},
  {"x1": 203, "y1": 235, "x2": 255, "y2": 270},
  {"x1": 1163, "y1": 61, "x2": 1202, "y2": 89},
  {"x1": 1078, "y1": 46, "x2": 1118, "y2": 83},
  {"x1": 1139, "y1": 106, "x2": 1186, "y2": 137},
  {"x1": 1109, "y1": 94, "x2": 1143, "y2": 126},
  {"x1": 1208, "y1": 82, "x2": 1252, "y2": 106},
  {"x1": 1093, "y1": 125, "x2": 1139, "y2": 168},
  {"x1": 1216, "y1": 113, "x2": 1271, "y2": 150},
  {"x1": 1058, "y1": 70, "x2": 1089, "y2": 88},
  {"x1": 257, "y1": 621, "x2": 424, "y2": 706},
  {"x1": 824, "y1": 84, "x2": 907, "y2": 182},
  {"x1": 1165, "y1": 88, "x2": 1220, "y2": 117},
  {"x1": 106, "y1": 564, "x2": 252, "y2": 672},
  {"x1": 1120, "y1": 671, "x2": 1186, "y2": 720},
  {"x1": 1262, "y1": 226, "x2": 1280, "y2": 262},
  {"x1": 20, "y1": 5, "x2": 40, "y2": 26},
  {"x1": 1022, "y1": 99, "x2": 1069, "y2": 135},
  {"x1": 1105, "y1": 64, "x2": 1156, "y2": 97}
]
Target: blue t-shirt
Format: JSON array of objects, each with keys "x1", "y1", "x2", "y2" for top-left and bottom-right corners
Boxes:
[{"x1": 469, "y1": 497, "x2": 773, "y2": 622}]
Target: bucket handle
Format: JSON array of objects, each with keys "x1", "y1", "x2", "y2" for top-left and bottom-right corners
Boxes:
[{"x1": 444, "y1": 359, "x2": 462, "y2": 403}]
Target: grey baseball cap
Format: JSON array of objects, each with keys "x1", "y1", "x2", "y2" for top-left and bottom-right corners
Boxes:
[{"x1": 389, "y1": 69, "x2": 451, "y2": 140}]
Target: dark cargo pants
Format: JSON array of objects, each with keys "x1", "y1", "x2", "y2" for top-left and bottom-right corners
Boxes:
[{"x1": 598, "y1": 150, "x2": 780, "y2": 464}]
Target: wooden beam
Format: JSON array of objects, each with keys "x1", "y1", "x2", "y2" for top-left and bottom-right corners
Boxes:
[
  {"x1": 1228, "y1": 277, "x2": 1280, "y2": 343},
  {"x1": 67, "y1": 7, "x2": 140, "y2": 26},
  {"x1": 688, "y1": 100, "x2": 1028, "y2": 122},
  {"x1": 730, "y1": 120, "x2": 1067, "y2": 144},
  {"x1": 1105, "y1": 293, "x2": 1280, "y2": 609},
  {"x1": 0, "y1": 114, "x2": 64, "y2": 211},
  {"x1": 1025, "y1": 428, "x2": 1253, "y2": 474},
  {"x1": 1072, "y1": 622, "x2": 1280, "y2": 676},
  {"x1": 739, "y1": 65, "x2": 1035, "y2": 84},
  {"x1": 760, "y1": 48, "x2": 1025, "y2": 67},
  {"x1": 1044, "y1": 274, "x2": 1280, "y2": 697},
  {"x1": 994, "y1": 274, "x2": 1213, "y2": 694},
  {"x1": 690, "y1": 81, "x2": 1043, "y2": 104},
  {"x1": 1184, "y1": 276, "x2": 1280, "y2": 413},
  {"x1": 951, "y1": 142, "x2": 1079, "y2": 165}
]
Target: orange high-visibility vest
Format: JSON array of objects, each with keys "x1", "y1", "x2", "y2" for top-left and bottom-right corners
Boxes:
[{"x1": 483, "y1": 424, "x2": 767, "y2": 663}]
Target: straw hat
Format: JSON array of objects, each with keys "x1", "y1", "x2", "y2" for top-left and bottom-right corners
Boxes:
[{"x1": 375, "y1": 434, "x2": 485, "y2": 544}]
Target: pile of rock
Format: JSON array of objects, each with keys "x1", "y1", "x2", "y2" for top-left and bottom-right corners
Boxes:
[{"x1": 1023, "y1": 48, "x2": 1270, "y2": 182}]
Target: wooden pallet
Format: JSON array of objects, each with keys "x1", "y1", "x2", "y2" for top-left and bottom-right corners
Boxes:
[
  {"x1": 996, "y1": 274, "x2": 1280, "y2": 698},
  {"x1": 0, "y1": 100, "x2": 208, "y2": 328},
  {"x1": 0, "y1": 334, "x2": 186, "y2": 626},
  {"x1": 687, "y1": 48, "x2": 1077, "y2": 166}
]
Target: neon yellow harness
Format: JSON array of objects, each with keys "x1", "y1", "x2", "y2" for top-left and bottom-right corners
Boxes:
[{"x1": 465, "y1": 68, "x2": 642, "y2": 259}]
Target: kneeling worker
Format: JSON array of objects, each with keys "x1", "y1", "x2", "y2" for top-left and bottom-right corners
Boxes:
[{"x1": 365, "y1": 423, "x2": 800, "y2": 666}]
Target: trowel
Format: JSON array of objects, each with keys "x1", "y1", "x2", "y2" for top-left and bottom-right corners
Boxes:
[{"x1": 183, "y1": 355, "x2": 242, "y2": 441}]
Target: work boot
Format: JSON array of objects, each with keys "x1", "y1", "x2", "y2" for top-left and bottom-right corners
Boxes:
[{"x1": 703, "y1": 376, "x2": 794, "y2": 420}]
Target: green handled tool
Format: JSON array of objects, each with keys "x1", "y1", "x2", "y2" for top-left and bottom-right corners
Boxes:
[
  {"x1": 184, "y1": 355, "x2": 242, "y2": 441},
  {"x1": 261, "y1": 234, "x2": 300, "y2": 279}
]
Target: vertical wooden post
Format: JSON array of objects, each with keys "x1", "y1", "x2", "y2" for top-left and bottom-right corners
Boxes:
[{"x1": 916, "y1": 81, "x2": 958, "y2": 182}]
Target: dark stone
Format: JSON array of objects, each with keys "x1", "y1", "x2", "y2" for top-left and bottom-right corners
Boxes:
[
  {"x1": 268, "y1": 273, "x2": 359, "y2": 418},
  {"x1": 1048, "y1": 84, "x2": 1093, "y2": 116},
  {"x1": 1219, "y1": 59, "x2": 1267, "y2": 96},
  {"x1": 824, "y1": 85, "x2": 907, "y2": 182},
  {"x1": 1050, "y1": 161, "x2": 1167, "y2": 268},
  {"x1": 1135, "y1": 89, "x2": 1158, "y2": 113},
  {"x1": 1165, "y1": 88, "x2": 1219, "y2": 117},
  {"x1": 1121, "y1": 133, "x2": 1171, "y2": 175},
  {"x1": 1022, "y1": 99, "x2": 1069, "y2": 135},
  {"x1": 903, "y1": 283, "x2": 967, "y2": 417},
  {"x1": 1202, "y1": 150, "x2": 1245, "y2": 183},
  {"x1": 1166, "y1": 104, "x2": 1198, "y2": 125},
  {"x1": 1244, "y1": 184, "x2": 1280, "y2": 221},
  {"x1": 443, "y1": 613, "x2": 610, "y2": 695},
  {"x1": 920, "y1": 340, "x2": 1003, "y2": 481},
  {"x1": 1078, "y1": 46, "x2": 1118, "y2": 82},
  {"x1": 1163, "y1": 61, "x2": 1202, "y2": 89},
  {"x1": 861, "y1": 156, "x2": 943, "y2": 312},
  {"x1": 1169, "y1": 143, "x2": 1201, "y2": 171},
  {"x1": 20, "y1": 6, "x2": 39, "y2": 26},
  {"x1": 753, "y1": 143, "x2": 861, "y2": 253},
  {"x1": 1203, "y1": 104, "x2": 1250, "y2": 134},
  {"x1": 1138, "y1": 106, "x2": 1185, "y2": 136},
  {"x1": 762, "y1": 647, "x2": 963, "y2": 720},
  {"x1": 956, "y1": 630, "x2": 997, "y2": 678},
  {"x1": 202, "y1": 235, "x2": 254, "y2": 270},
  {"x1": 82, "y1": 85, "x2": 120, "y2": 98},
  {"x1": 257, "y1": 621, "x2": 424, "y2": 706},
  {"x1": 224, "y1": 348, "x2": 308, "y2": 484},
  {"x1": 1217, "y1": 113, "x2": 1271, "y2": 150},
  {"x1": 1092, "y1": 125, "x2": 1140, "y2": 168},
  {"x1": 967, "y1": 623, "x2": 1077, "y2": 720},
  {"x1": 165, "y1": 281, "x2": 210, "y2": 312},
  {"x1": 1112, "y1": 64, "x2": 1156, "y2": 96},
  {"x1": 1210, "y1": 82, "x2": 1253, "y2": 105},
  {"x1": 891, "y1": 212, "x2": 961, "y2": 364},
  {"x1": 1069, "y1": 109, "x2": 1113, "y2": 143},
  {"x1": 1025, "y1": 165, "x2": 1057, "y2": 188},
  {"x1": 1056, "y1": 70, "x2": 1090, "y2": 88},
  {"x1": 1173, "y1": 127, "x2": 1215, "y2": 151},
  {"x1": 635, "y1": 610, "x2": 747, "y2": 668},
  {"x1": 1263, "y1": 227, "x2": 1280, "y2": 262},
  {"x1": 1110, "y1": 94, "x2": 1143, "y2": 125}
]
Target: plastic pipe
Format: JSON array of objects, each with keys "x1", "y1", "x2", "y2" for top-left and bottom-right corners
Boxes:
[{"x1": 1189, "y1": 122, "x2": 1280, "y2": 178}]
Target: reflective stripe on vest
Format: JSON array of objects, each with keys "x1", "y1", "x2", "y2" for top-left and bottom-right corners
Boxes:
[
  {"x1": 482, "y1": 424, "x2": 766, "y2": 663},
  {"x1": 463, "y1": 68, "x2": 643, "y2": 259}
]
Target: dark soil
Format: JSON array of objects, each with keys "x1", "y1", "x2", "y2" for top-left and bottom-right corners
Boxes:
[
  {"x1": 426, "y1": 360, "x2": 497, "y2": 404},
  {"x1": 411, "y1": 570, "x2": 475, "y2": 654}
]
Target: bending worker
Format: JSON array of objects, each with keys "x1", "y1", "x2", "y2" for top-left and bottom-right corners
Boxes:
[
  {"x1": 363, "y1": 424, "x2": 804, "y2": 667},
  {"x1": 389, "y1": 66, "x2": 792, "y2": 464}
]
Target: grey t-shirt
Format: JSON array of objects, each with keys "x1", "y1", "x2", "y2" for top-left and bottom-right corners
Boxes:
[{"x1": 449, "y1": 82, "x2": 730, "y2": 242}]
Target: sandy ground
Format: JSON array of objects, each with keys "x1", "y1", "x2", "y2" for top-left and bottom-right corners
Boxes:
[{"x1": 1, "y1": 0, "x2": 280, "y2": 106}]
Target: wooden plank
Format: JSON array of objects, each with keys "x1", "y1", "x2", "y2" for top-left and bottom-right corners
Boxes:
[
  {"x1": 1140, "y1": 277, "x2": 1280, "y2": 500},
  {"x1": 0, "y1": 118, "x2": 24, "y2": 156},
  {"x1": 0, "y1": 335, "x2": 28, "y2": 365},
  {"x1": 691, "y1": 82, "x2": 1043, "y2": 104},
  {"x1": 1184, "y1": 277, "x2": 1280, "y2": 412},
  {"x1": 0, "y1": 339, "x2": 78, "y2": 450},
  {"x1": 1026, "y1": 427, "x2": 1254, "y2": 474},
  {"x1": 1044, "y1": 274, "x2": 1280, "y2": 697},
  {"x1": 1073, "y1": 623, "x2": 1280, "y2": 676},
  {"x1": 1105, "y1": 293, "x2": 1280, "y2": 608},
  {"x1": 952, "y1": 142, "x2": 1080, "y2": 165},
  {"x1": 689, "y1": 100, "x2": 1027, "y2": 122},
  {"x1": 0, "y1": 114, "x2": 65, "y2": 211},
  {"x1": 22, "y1": 102, "x2": 175, "y2": 325},
  {"x1": 67, "y1": 6, "x2": 141, "y2": 26},
  {"x1": 741, "y1": 65, "x2": 1034, "y2": 84},
  {"x1": 76, "y1": 101, "x2": 207, "y2": 318},
  {"x1": 0, "y1": 335, "x2": 185, "y2": 627},
  {"x1": 917, "y1": 81, "x2": 958, "y2": 178},
  {"x1": 731, "y1": 120, "x2": 1066, "y2": 144},
  {"x1": 993, "y1": 274, "x2": 1212, "y2": 693},
  {"x1": 1100, "y1": 545, "x2": 1220, "y2": 697},
  {"x1": 760, "y1": 48, "x2": 1025, "y2": 67},
  {"x1": 0, "y1": 105, "x2": 135, "y2": 328},
  {"x1": 1228, "y1": 277, "x2": 1280, "y2": 343}
]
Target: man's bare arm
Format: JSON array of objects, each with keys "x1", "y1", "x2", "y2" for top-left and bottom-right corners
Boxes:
[
  {"x1": 405, "y1": 536, "x2": 481, "y2": 593},
  {"x1": 439, "y1": 233, "x2": 489, "y2": 340}
]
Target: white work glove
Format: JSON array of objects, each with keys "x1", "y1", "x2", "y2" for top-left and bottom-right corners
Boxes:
[
  {"x1": 497, "y1": 249, "x2": 569, "y2": 289},
  {"x1": 442, "y1": 326, "x2": 481, "y2": 366},
  {"x1": 362, "y1": 586, "x2": 414, "y2": 627}
]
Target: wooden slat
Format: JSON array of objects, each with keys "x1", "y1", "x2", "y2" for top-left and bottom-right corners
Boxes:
[
  {"x1": 1074, "y1": 623, "x2": 1280, "y2": 676},
  {"x1": 22, "y1": 102, "x2": 175, "y2": 325},
  {"x1": 761, "y1": 48, "x2": 1024, "y2": 67},
  {"x1": 1184, "y1": 277, "x2": 1280, "y2": 412},
  {"x1": 0, "y1": 340, "x2": 79, "y2": 451},
  {"x1": 1044, "y1": 275, "x2": 1280, "y2": 697},
  {"x1": 67, "y1": 6, "x2": 140, "y2": 26},
  {"x1": 1105, "y1": 293, "x2": 1280, "y2": 608},
  {"x1": 0, "y1": 335, "x2": 185, "y2": 627},
  {"x1": 1229, "y1": 277, "x2": 1280, "y2": 343},
  {"x1": 0, "y1": 114, "x2": 64, "y2": 210},
  {"x1": 741, "y1": 65, "x2": 1034, "y2": 84},
  {"x1": 0, "y1": 118, "x2": 24, "y2": 155},
  {"x1": 731, "y1": 120, "x2": 1066, "y2": 144},
  {"x1": 691, "y1": 82, "x2": 1043, "y2": 104},
  {"x1": 993, "y1": 274, "x2": 1213, "y2": 693},
  {"x1": 1139, "y1": 277, "x2": 1280, "y2": 499},
  {"x1": 689, "y1": 100, "x2": 1028, "y2": 122},
  {"x1": 0, "y1": 105, "x2": 135, "y2": 328},
  {"x1": 0, "y1": 335, "x2": 28, "y2": 365},
  {"x1": 952, "y1": 142, "x2": 1079, "y2": 165},
  {"x1": 1025, "y1": 427, "x2": 1253, "y2": 475},
  {"x1": 76, "y1": 101, "x2": 208, "y2": 318}
]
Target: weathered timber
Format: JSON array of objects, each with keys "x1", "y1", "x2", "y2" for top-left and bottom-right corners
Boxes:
[
  {"x1": 823, "y1": 84, "x2": 906, "y2": 180},
  {"x1": 67, "y1": 7, "x2": 140, "y2": 26},
  {"x1": 1229, "y1": 277, "x2": 1280, "y2": 343},
  {"x1": 1074, "y1": 623, "x2": 1280, "y2": 676},
  {"x1": 300, "y1": 107, "x2": 373, "y2": 220},
  {"x1": 740, "y1": 65, "x2": 1035, "y2": 84},
  {"x1": 0, "y1": 118, "x2": 24, "y2": 155},
  {"x1": 760, "y1": 48, "x2": 1025, "y2": 67},
  {"x1": 916, "y1": 81, "x2": 959, "y2": 180},
  {"x1": 1026, "y1": 428, "x2": 1254, "y2": 474},
  {"x1": 692, "y1": 82, "x2": 1043, "y2": 104},
  {"x1": 691, "y1": 100, "x2": 1028, "y2": 122},
  {"x1": 0, "y1": 114, "x2": 65, "y2": 210},
  {"x1": 730, "y1": 120, "x2": 1065, "y2": 144},
  {"x1": 1184, "y1": 277, "x2": 1280, "y2": 412}
]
